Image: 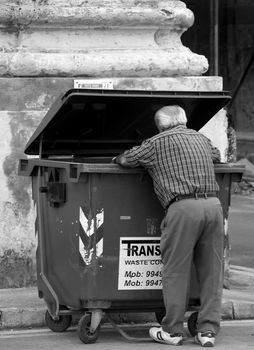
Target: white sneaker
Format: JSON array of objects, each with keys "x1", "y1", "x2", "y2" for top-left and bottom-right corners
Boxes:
[
  {"x1": 194, "y1": 331, "x2": 215, "y2": 347},
  {"x1": 149, "y1": 327, "x2": 183, "y2": 346}
]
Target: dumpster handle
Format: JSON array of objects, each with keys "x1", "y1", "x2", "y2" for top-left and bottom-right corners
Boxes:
[
  {"x1": 37, "y1": 135, "x2": 60, "y2": 319},
  {"x1": 106, "y1": 314, "x2": 153, "y2": 342}
]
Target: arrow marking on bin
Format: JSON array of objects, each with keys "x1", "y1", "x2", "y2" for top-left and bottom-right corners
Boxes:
[{"x1": 79, "y1": 207, "x2": 104, "y2": 265}]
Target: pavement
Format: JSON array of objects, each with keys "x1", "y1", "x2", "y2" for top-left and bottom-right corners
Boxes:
[
  {"x1": 1, "y1": 265, "x2": 254, "y2": 330},
  {"x1": 1, "y1": 321, "x2": 254, "y2": 350}
]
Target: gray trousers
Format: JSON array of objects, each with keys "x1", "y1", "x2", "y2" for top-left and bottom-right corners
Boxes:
[{"x1": 160, "y1": 197, "x2": 224, "y2": 335}]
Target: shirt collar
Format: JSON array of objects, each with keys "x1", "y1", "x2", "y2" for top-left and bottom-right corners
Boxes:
[
  {"x1": 161, "y1": 125, "x2": 187, "y2": 134},
  {"x1": 170, "y1": 125, "x2": 187, "y2": 131}
]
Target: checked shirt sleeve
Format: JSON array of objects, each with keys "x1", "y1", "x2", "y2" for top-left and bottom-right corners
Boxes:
[{"x1": 123, "y1": 139, "x2": 156, "y2": 168}]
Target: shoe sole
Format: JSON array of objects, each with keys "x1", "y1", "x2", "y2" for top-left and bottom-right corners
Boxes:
[
  {"x1": 151, "y1": 338, "x2": 183, "y2": 346},
  {"x1": 150, "y1": 333, "x2": 183, "y2": 346},
  {"x1": 194, "y1": 336, "x2": 214, "y2": 347}
]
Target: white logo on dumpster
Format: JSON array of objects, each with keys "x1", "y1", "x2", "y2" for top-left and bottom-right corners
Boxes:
[
  {"x1": 79, "y1": 207, "x2": 104, "y2": 265},
  {"x1": 118, "y1": 237, "x2": 162, "y2": 290}
]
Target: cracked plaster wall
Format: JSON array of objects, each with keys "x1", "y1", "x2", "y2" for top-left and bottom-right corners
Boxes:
[{"x1": 0, "y1": 110, "x2": 43, "y2": 287}]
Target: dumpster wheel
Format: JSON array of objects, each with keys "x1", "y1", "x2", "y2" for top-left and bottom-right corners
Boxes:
[
  {"x1": 45, "y1": 309, "x2": 72, "y2": 332},
  {"x1": 78, "y1": 314, "x2": 100, "y2": 344},
  {"x1": 187, "y1": 311, "x2": 198, "y2": 337}
]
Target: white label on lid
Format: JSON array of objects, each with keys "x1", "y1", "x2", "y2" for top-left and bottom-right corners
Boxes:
[{"x1": 74, "y1": 79, "x2": 114, "y2": 90}]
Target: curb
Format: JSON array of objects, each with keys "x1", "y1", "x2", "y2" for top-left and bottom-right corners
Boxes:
[
  {"x1": 0, "y1": 307, "x2": 45, "y2": 329},
  {"x1": 1, "y1": 300, "x2": 254, "y2": 330},
  {"x1": 221, "y1": 300, "x2": 254, "y2": 321}
]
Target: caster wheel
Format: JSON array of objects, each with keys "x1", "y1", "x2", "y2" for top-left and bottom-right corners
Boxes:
[
  {"x1": 155, "y1": 310, "x2": 165, "y2": 324},
  {"x1": 78, "y1": 314, "x2": 100, "y2": 344},
  {"x1": 187, "y1": 311, "x2": 198, "y2": 336},
  {"x1": 45, "y1": 309, "x2": 72, "y2": 332}
]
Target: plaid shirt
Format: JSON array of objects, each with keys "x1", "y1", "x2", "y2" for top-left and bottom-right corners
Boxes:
[{"x1": 123, "y1": 125, "x2": 220, "y2": 208}]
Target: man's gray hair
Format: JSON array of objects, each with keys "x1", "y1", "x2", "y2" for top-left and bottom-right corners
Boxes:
[{"x1": 154, "y1": 105, "x2": 187, "y2": 131}]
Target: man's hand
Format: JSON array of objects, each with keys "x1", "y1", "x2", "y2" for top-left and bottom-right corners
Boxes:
[{"x1": 111, "y1": 154, "x2": 133, "y2": 167}]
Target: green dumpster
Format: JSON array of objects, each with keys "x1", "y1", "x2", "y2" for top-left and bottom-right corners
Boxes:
[{"x1": 19, "y1": 89, "x2": 244, "y2": 343}]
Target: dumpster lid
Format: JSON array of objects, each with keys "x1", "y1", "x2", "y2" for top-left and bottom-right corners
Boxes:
[{"x1": 25, "y1": 89, "x2": 231, "y2": 156}]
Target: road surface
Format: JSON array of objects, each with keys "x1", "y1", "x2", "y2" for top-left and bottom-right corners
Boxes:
[
  {"x1": 228, "y1": 194, "x2": 254, "y2": 268},
  {"x1": 0, "y1": 321, "x2": 254, "y2": 350}
]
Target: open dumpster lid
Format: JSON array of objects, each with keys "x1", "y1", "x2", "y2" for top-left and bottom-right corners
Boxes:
[{"x1": 25, "y1": 89, "x2": 231, "y2": 156}]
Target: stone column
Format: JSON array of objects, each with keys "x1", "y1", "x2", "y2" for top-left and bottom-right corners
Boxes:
[
  {"x1": 0, "y1": 0, "x2": 209, "y2": 77},
  {"x1": 0, "y1": 0, "x2": 227, "y2": 287}
]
